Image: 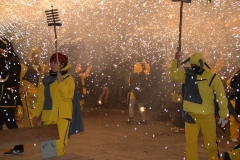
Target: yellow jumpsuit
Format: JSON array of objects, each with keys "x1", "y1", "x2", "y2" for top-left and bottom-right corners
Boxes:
[
  {"x1": 32, "y1": 63, "x2": 74, "y2": 156},
  {"x1": 170, "y1": 53, "x2": 229, "y2": 160}
]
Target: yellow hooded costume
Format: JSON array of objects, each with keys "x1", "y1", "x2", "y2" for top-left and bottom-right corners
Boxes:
[
  {"x1": 17, "y1": 48, "x2": 45, "y2": 127},
  {"x1": 127, "y1": 61, "x2": 150, "y2": 124},
  {"x1": 32, "y1": 59, "x2": 75, "y2": 156},
  {"x1": 129, "y1": 62, "x2": 150, "y2": 100},
  {"x1": 170, "y1": 52, "x2": 229, "y2": 160}
]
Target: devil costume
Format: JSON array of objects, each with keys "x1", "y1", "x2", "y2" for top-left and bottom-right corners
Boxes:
[
  {"x1": 127, "y1": 61, "x2": 150, "y2": 124},
  {"x1": 18, "y1": 48, "x2": 43, "y2": 127},
  {"x1": 170, "y1": 53, "x2": 228, "y2": 160},
  {"x1": 0, "y1": 36, "x2": 24, "y2": 155}
]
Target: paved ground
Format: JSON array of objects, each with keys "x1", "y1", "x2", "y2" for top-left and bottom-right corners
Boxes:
[{"x1": 0, "y1": 105, "x2": 238, "y2": 160}]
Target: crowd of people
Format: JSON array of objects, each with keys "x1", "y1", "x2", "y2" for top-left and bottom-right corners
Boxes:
[
  {"x1": 1, "y1": 36, "x2": 240, "y2": 160},
  {"x1": 0, "y1": 36, "x2": 84, "y2": 156}
]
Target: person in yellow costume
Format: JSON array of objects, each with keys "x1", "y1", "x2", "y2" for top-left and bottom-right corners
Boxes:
[
  {"x1": 32, "y1": 52, "x2": 75, "y2": 156},
  {"x1": 126, "y1": 58, "x2": 150, "y2": 125},
  {"x1": 74, "y1": 62, "x2": 92, "y2": 107},
  {"x1": 227, "y1": 70, "x2": 240, "y2": 143},
  {"x1": 223, "y1": 144, "x2": 240, "y2": 160},
  {"x1": 18, "y1": 48, "x2": 45, "y2": 127},
  {"x1": 222, "y1": 70, "x2": 240, "y2": 160},
  {"x1": 170, "y1": 51, "x2": 229, "y2": 160}
]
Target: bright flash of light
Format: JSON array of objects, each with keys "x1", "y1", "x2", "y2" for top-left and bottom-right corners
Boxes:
[{"x1": 140, "y1": 106, "x2": 145, "y2": 113}]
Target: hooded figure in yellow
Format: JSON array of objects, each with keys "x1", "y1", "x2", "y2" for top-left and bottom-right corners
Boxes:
[
  {"x1": 170, "y1": 52, "x2": 229, "y2": 160},
  {"x1": 126, "y1": 58, "x2": 150, "y2": 125},
  {"x1": 225, "y1": 75, "x2": 240, "y2": 144},
  {"x1": 18, "y1": 48, "x2": 45, "y2": 127},
  {"x1": 74, "y1": 62, "x2": 92, "y2": 107},
  {"x1": 32, "y1": 52, "x2": 75, "y2": 156}
]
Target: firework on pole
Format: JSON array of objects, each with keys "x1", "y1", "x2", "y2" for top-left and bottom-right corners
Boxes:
[
  {"x1": 172, "y1": 0, "x2": 191, "y2": 52},
  {"x1": 172, "y1": 0, "x2": 191, "y2": 67},
  {"x1": 45, "y1": 5, "x2": 62, "y2": 72}
]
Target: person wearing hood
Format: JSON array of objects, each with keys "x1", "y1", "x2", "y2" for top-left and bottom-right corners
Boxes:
[
  {"x1": 170, "y1": 51, "x2": 229, "y2": 160},
  {"x1": 32, "y1": 52, "x2": 79, "y2": 156},
  {"x1": 224, "y1": 73, "x2": 239, "y2": 143},
  {"x1": 126, "y1": 58, "x2": 150, "y2": 125},
  {"x1": 0, "y1": 37, "x2": 24, "y2": 155},
  {"x1": 17, "y1": 48, "x2": 45, "y2": 127},
  {"x1": 74, "y1": 61, "x2": 92, "y2": 107},
  {"x1": 221, "y1": 70, "x2": 240, "y2": 160},
  {"x1": 230, "y1": 69, "x2": 240, "y2": 136}
]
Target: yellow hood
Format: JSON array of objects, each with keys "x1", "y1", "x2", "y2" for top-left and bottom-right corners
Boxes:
[
  {"x1": 187, "y1": 52, "x2": 210, "y2": 71},
  {"x1": 26, "y1": 48, "x2": 41, "y2": 62},
  {"x1": 133, "y1": 62, "x2": 142, "y2": 73},
  {"x1": 62, "y1": 63, "x2": 71, "y2": 72},
  {"x1": 189, "y1": 53, "x2": 206, "y2": 66}
]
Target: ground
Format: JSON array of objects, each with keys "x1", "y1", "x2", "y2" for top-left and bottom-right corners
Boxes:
[{"x1": 0, "y1": 104, "x2": 238, "y2": 160}]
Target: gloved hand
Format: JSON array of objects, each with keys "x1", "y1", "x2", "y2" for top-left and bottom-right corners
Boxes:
[
  {"x1": 218, "y1": 117, "x2": 228, "y2": 128},
  {"x1": 174, "y1": 51, "x2": 183, "y2": 61}
]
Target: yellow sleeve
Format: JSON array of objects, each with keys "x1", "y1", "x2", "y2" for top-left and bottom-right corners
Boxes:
[
  {"x1": 80, "y1": 66, "x2": 92, "y2": 79},
  {"x1": 170, "y1": 60, "x2": 186, "y2": 83},
  {"x1": 20, "y1": 63, "x2": 28, "y2": 85},
  {"x1": 143, "y1": 63, "x2": 150, "y2": 75},
  {"x1": 213, "y1": 75, "x2": 229, "y2": 118},
  {"x1": 32, "y1": 82, "x2": 44, "y2": 118},
  {"x1": 58, "y1": 75, "x2": 75, "y2": 101}
]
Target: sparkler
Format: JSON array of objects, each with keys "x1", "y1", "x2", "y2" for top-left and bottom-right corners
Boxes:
[
  {"x1": 45, "y1": 5, "x2": 62, "y2": 71},
  {"x1": 0, "y1": 1, "x2": 239, "y2": 112}
]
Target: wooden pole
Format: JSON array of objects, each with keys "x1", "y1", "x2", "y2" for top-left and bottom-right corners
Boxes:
[
  {"x1": 177, "y1": 1, "x2": 184, "y2": 67},
  {"x1": 45, "y1": 5, "x2": 62, "y2": 72},
  {"x1": 54, "y1": 25, "x2": 59, "y2": 72},
  {"x1": 179, "y1": 1, "x2": 183, "y2": 52}
]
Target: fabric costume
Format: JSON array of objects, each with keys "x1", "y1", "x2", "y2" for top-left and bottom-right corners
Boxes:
[
  {"x1": 0, "y1": 37, "x2": 24, "y2": 151},
  {"x1": 74, "y1": 65, "x2": 92, "y2": 107},
  {"x1": 18, "y1": 48, "x2": 43, "y2": 127},
  {"x1": 170, "y1": 53, "x2": 229, "y2": 160},
  {"x1": 128, "y1": 62, "x2": 150, "y2": 122},
  {"x1": 223, "y1": 144, "x2": 240, "y2": 160},
  {"x1": 32, "y1": 54, "x2": 84, "y2": 156},
  {"x1": 229, "y1": 70, "x2": 240, "y2": 140}
]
